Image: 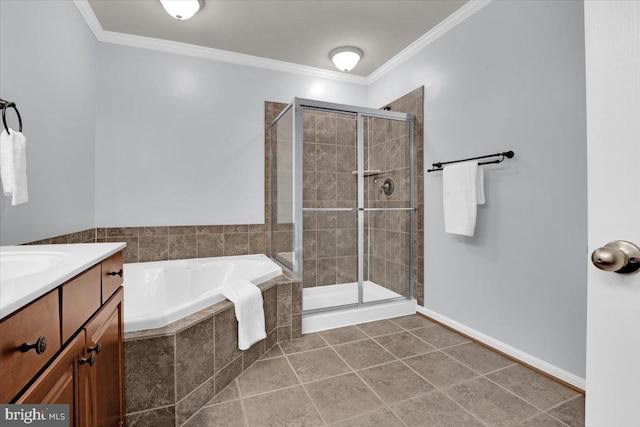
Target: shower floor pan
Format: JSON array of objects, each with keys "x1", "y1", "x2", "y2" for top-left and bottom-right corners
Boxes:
[{"x1": 302, "y1": 281, "x2": 416, "y2": 333}]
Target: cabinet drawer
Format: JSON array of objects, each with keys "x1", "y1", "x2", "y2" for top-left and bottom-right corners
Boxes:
[
  {"x1": 0, "y1": 290, "x2": 62, "y2": 402},
  {"x1": 61, "y1": 266, "x2": 101, "y2": 343},
  {"x1": 101, "y1": 251, "x2": 123, "y2": 303}
]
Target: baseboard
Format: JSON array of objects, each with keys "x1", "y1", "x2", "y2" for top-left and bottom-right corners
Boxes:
[{"x1": 415, "y1": 306, "x2": 586, "y2": 391}]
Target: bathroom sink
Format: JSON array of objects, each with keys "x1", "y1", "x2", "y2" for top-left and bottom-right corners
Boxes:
[{"x1": 0, "y1": 251, "x2": 72, "y2": 281}]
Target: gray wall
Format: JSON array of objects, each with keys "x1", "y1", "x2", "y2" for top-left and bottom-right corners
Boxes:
[
  {"x1": 369, "y1": 1, "x2": 588, "y2": 378},
  {"x1": 0, "y1": 0, "x2": 97, "y2": 245},
  {"x1": 94, "y1": 44, "x2": 367, "y2": 227}
]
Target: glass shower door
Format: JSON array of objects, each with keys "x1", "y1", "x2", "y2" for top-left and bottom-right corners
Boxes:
[
  {"x1": 300, "y1": 107, "x2": 359, "y2": 311},
  {"x1": 270, "y1": 106, "x2": 296, "y2": 271},
  {"x1": 270, "y1": 98, "x2": 415, "y2": 314},
  {"x1": 361, "y1": 116, "x2": 414, "y2": 304}
]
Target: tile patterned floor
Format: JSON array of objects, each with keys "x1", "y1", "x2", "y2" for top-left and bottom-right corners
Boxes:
[{"x1": 183, "y1": 315, "x2": 585, "y2": 427}]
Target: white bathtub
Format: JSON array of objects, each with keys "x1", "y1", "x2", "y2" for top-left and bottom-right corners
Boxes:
[{"x1": 123, "y1": 254, "x2": 282, "y2": 333}]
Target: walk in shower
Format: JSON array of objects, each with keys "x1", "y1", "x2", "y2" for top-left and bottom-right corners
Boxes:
[{"x1": 270, "y1": 99, "x2": 416, "y2": 332}]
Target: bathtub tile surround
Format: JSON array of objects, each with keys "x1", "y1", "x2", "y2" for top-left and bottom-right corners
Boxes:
[
  {"x1": 124, "y1": 335, "x2": 176, "y2": 413},
  {"x1": 25, "y1": 227, "x2": 97, "y2": 245},
  {"x1": 176, "y1": 319, "x2": 215, "y2": 400},
  {"x1": 99, "y1": 225, "x2": 270, "y2": 263},
  {"x1": 24, "y1": 225, "x2": 271, "y2": 264},
  {"x1": 123, "y1": 272, "x2": 302, "y2": 426},
  {"x1": 182, "y1": 314, "x2": 583, "y2": 427}
]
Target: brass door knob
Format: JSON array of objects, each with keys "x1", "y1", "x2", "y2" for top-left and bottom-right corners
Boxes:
[{"x1": 591, "y1": 240, "x2": 640, "y2": 274}]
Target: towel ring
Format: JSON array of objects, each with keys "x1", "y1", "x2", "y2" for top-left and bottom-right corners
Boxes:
[{"x1": 2, "y1": 102, "x2": 22, "y2": 135}]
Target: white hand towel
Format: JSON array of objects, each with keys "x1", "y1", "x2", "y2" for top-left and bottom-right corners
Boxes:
[
  {"x1": 218, "y1": 280, "x2": 266, "y2": 350},
  {"x1": 476, "y1": 165, "x2": 485, "y2": 205},
  {"x1": 0, "y1": 128, "x2": 29, "y2": 205},
  {"x1": 443, "y1": 161, "x2": 483, "y2": 236}
]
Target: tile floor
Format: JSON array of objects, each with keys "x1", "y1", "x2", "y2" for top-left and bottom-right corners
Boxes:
[{"x1": 184, "y1": 315, "x2": 585, "y2": 427}]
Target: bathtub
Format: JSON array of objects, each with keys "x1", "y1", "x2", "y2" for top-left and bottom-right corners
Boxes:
[{"x1": 123, "y1": 254, "x2": 283, "y2": 332}]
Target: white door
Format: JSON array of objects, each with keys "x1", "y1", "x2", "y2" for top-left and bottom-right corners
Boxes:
[{"x1": 584, "y1": 1, "x2": 640, "y2": 426}]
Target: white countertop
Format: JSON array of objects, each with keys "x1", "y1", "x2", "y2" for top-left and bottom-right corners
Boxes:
[{"x1": 0, "y1": 243, "x2": 126, "y2": 320}]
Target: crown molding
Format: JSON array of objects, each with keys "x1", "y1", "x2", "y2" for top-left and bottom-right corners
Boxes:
[
  {"x1": 73, "y1": 0, "x2": 367, "y2": 85},
  {"x1": 74, "y1": 0, "x2": 490, "y2": 87},
  {"x1": 365, "y1": 0, "x2": 492, "y2": 85},
  {"x1": 73, "y1": 0, "x2": 103, "y2": 40},
  {"x1": 99, "y1": 30, "x2": 369, "y2": 85}
]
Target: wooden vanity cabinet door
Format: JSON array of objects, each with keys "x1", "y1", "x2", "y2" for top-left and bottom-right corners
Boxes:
[
  {"x1": 16, "y1": 332, "x2": 85, "y2": 427},
  {"x1": 82, "y1": 287, "x2": 124, "y2": 427},
  {"x1": 0, "y1": 290, "x2": 61, "y2": 402}
]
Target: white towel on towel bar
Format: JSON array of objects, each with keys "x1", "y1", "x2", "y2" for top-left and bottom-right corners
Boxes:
[
  {"x1": 218, "y1": 280, "x2": 266, "y2": 350},
  {"x1": 0, "y1": 128, "x2": 29, "y2": 205},
  {"x1": 443, "y1": 161, "x2": 484, "y2": 236},
  {"x1": 476, "y1": 165, "x2": 485, "y2": 205}
]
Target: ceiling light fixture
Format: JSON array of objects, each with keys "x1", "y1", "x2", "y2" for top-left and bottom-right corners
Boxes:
[
  {"x1": 160, "y1": 0, "x2": 203, "y2": 21},
  {"x1": 329, "y1": 46, "x2": 363, "y2": 72}
]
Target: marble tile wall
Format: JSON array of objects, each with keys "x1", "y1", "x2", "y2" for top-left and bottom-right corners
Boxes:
[{"x1": 123, "y1": 273, "x2": 302, "y2": 427}]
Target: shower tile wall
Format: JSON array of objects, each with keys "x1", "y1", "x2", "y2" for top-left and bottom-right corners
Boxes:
[{"x1": 302, "y1": 110, "x2": 358, "y2": 288}]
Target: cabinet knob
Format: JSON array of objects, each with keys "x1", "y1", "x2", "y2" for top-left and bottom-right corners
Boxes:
[
  {"x1": 107, "y1": 269, "x2": 123, "y2": 277},
  {"x1": 88, "y1": 342, "x2": 102, "y2": 354},
  {"x1": 79, "y1": 353, "x2": 96, "y2": 367},
  {"x1": 20, "y1": 336, "x2": 48, "y2": 355}
]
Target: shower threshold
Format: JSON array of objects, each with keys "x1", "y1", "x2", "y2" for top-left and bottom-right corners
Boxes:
[{"x1": 302, "y1": 281, "x2": 416, "y2": 333}]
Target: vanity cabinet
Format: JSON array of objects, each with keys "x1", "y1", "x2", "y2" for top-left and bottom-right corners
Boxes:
[
  {"x1": 81, "y1": 288, "x2": 124, "y2": 427},
  {"x1": 16, "y1": 333, "x2": 85, "y2": 424},
  {"x1": 0, "y1": 250, "x2": 124, "y2": 427}
]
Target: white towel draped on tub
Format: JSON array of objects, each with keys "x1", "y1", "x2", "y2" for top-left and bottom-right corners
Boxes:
[
  {"x1": 218, "y1": 280, "x2": 266, "y2": 350},
  {"x1": 443, "y1": 161, "x2": 485, "y2": 236},
  {"x1": 0, "y1": 128, "x2": 28, "y2": 205}
]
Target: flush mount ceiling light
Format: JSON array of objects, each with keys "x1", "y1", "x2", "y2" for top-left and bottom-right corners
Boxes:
[
  {"x1": 329, "y1": 46, "x2": 364, "y2": 72},
  {"x1": 160, "y1": 0, "x2": 203, "y2": 20}
]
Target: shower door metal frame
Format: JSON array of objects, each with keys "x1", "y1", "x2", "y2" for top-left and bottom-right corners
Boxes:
[{"x1": 271, "y1": 98, "x2": 415, "y2": 314}]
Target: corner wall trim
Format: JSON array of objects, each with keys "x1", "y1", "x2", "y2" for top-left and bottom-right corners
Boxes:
[{"x1": 416, "y1": 306, "x2": 586, "y2": 391}]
